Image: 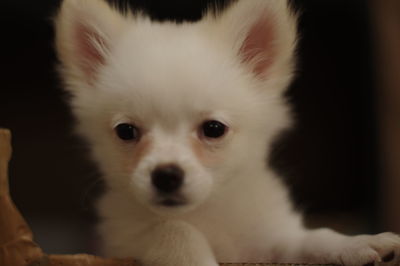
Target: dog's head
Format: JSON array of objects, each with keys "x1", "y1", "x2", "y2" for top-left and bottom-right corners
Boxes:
[{"x1": 55, "y1": 0, "x2": 297, "y2": 215}]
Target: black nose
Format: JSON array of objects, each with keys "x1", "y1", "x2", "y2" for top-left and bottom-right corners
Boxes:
[{"x1": 151, "y1": 164, "x2": 184, "y2": 193}]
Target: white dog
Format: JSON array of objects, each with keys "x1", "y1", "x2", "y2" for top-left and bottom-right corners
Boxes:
[{"x1": 55, "y1": 0, "x2": 400, "y2": 265}]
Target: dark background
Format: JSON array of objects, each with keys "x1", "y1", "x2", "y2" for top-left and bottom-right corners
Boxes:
[{"x1": 0, "y1": 0, "x2": 379, "y2": 254}]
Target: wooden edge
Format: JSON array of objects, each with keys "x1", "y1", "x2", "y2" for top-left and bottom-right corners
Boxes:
[
  {"x1": 0, "y1": 128, "x2": 11, "y2": 162},
  {"x1": 28, "y1": 255, "x2": 335, "y2": 266},
  {"x1": 0, "y1": 128, "x2": 12, "y2": 197}
]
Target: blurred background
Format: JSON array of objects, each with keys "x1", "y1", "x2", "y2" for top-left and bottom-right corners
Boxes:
[{"x1": 0, "y1": 0, "x2": 399, "y2": 256}]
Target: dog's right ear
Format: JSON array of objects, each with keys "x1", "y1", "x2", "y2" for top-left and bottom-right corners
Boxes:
[
  {"x1": 205, "y1": 0, "x2": 297, "y2": 86},
  {"x1": 55, "y1": 0, "x2": 126, "y2": 87}
]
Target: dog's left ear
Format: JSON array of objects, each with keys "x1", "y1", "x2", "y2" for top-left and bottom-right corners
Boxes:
[
  {"x1": 55, "y1": 0, "x2": 127, "y2": 87},
  {"x1": 208, "y1": 0, "x2": 297, "y2": 81}
]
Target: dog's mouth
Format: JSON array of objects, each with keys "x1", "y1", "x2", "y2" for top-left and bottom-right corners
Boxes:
[
  {"x1": 148, "y1": 193, "x2": 202, "y2": 215},
  {"x1": 155, "y1": 195, "x2": 187, "y2": 207},
  {"x1": 159, "y1": 198, "x2": 186, "y2": 207}
]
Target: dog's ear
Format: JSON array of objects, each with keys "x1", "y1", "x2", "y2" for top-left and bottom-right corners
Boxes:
[
  {"x1": 208, "y1": 0, "x2": 297, "y2": 80},
  {"x1": 55, "y1": 0, "x2": 126, "y2": 85}
]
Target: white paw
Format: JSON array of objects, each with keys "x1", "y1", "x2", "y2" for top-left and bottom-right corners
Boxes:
[{"x1": 336, "y1": 232, "x2": 400, "y2": 266}]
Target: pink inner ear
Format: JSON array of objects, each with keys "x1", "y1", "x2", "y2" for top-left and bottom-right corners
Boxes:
[
  {"x1": 239, "y1": 16, "x2": 275, "y2": 77},
  {"x1": 75, "y1": 23, "x2": 106, "y2": 78}
]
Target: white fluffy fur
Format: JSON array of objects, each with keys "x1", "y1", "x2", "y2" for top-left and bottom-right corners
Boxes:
[{"x1": 55, "y1": 0, "x2": 400, "y2": 265}]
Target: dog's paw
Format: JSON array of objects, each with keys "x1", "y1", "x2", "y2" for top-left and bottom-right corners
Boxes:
[{"x1": 335, "y1": 232, "x2": 400, "y2": 266}]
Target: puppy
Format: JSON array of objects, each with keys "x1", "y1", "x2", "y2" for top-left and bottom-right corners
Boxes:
[{"x1": 55, "y1": 0, "x2": 400, "y2": 265}]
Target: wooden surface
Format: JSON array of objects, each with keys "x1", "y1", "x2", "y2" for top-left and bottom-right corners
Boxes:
[
  {"x1": 28, "y1": 254, "x2": 332, "y2": 266},
  {"x1": 0, "y1": 128, "x2": 334, "y2": 266}
]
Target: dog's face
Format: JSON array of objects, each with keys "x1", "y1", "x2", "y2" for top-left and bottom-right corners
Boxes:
[{"x1": 55, "y1": 0, "x2": 297, "y2": 214}]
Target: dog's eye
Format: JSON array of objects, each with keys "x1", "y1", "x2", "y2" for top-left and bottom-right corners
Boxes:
[
  {"x1": 115, "y1": 123, "x2": 139, "y2": 141},
  {"x1": 201, "y1": 120, "x2": 227, "y2": 139}
]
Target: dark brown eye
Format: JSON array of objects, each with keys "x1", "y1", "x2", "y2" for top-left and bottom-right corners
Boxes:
[
  {"x1": 115, "y1": 123, "x2": 139, "y2": 141},
  {"x1": 202, "y1": 120, "x2": 227, "y2": 139}
]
